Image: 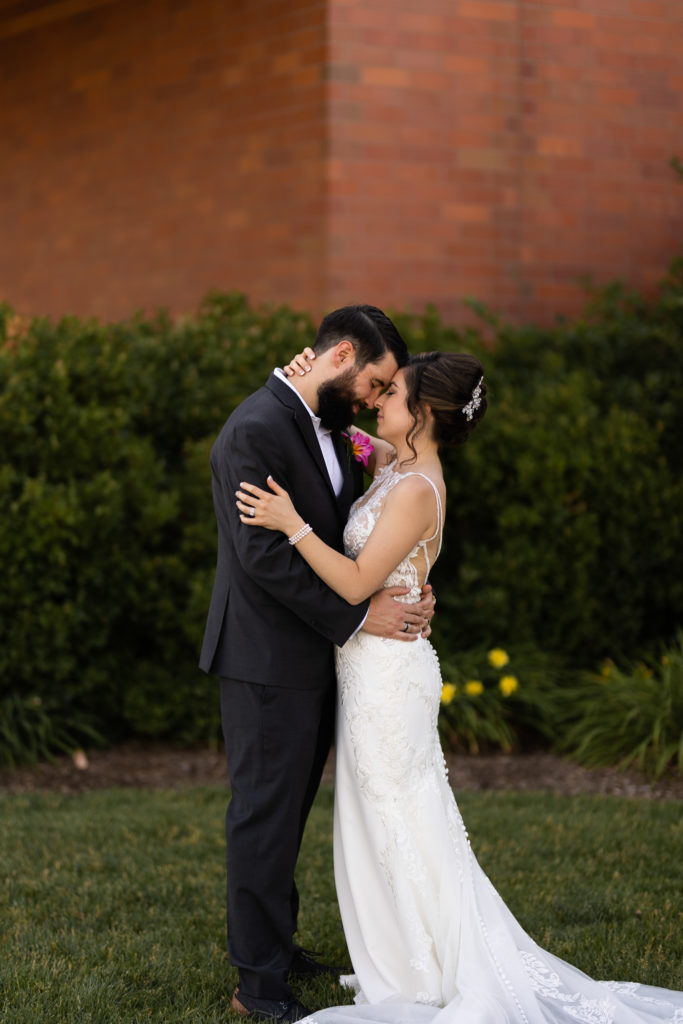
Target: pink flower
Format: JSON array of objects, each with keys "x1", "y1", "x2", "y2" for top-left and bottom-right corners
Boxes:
[{"x1": 343, "y1": 431, "x2": 374, "y2": 467}]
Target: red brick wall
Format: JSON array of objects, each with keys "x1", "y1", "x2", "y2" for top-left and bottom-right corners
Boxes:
[
  {"x1": 0, "y1": 0, "x2": 328, "y2": 319},
  {"x1": 1, "y1": 0, "x2": 682, "y2": 326},
  {"x1": 326, "y1": 0, "x2": 683, "y2": 325}
]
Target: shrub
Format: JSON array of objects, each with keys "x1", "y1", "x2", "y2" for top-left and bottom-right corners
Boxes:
[
  {"x1": 438, "y1": 646, "x2": 564, "y2": 754},
  {"x1": 554, "y1": 633, "x2": 683, "y2": 779},
  {"x1": 0, "y1": 693, "x2": 103, "y2": 768},
  {"x1": 1, "y1": 262, "x2": 682, "y2": 758},
  {"x1": 424, "y1": 260, "x2": 683, "y2": 665},
  {"x1": 0, "y1": 297, "x2": 315, "y2": 754}
]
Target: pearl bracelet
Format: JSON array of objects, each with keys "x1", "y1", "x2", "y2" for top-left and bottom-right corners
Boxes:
[{"x1": 288, "y1": 523, "x2": 313, "y2": 546}]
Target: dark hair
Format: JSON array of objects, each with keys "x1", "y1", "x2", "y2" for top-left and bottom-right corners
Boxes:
[
  {"x1": 313, "y1": 304, "x2": 408, "y2": 369},
  {"x1": 402, "y1": 352, "x2": 487, "y2": 462}
]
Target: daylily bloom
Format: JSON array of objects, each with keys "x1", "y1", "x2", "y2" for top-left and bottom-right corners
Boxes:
[
  {"x1": 440, "y1": 682, "x2": 457, "y2": 705},
  {"x1": 465, "y1": 680, "x2": 483, "y2": 696},
  {"x1": 343, "y1": 431, "x2": 374, "y2": 467},
  {"x1": 487, "y1": 648, "x2": 509, "y2": 669},
  {"x1": 499, "y1": 675, "x2": 519, "y2": 697}
]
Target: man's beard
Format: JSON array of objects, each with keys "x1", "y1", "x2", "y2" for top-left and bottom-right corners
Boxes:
[{"x1": 317, "y1": 367, "x2": 360, "y2": 432}]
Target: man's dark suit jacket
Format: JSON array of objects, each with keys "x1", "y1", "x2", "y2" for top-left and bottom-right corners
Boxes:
[{"x1": 199, "y1": 372, "x2": 369, "y2": 687}]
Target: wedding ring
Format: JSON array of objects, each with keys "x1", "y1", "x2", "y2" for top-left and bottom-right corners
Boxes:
[
  {"x1": 249, "y1": 507, "x2": 255, "y2": 517},
  {"x1": 402, "y1": 622, "x2": 410, "y2": 632}
]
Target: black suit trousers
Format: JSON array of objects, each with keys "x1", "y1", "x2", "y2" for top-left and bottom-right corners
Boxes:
[{"x1": 220, "y1": 674, "x2": 336, "y2": 1000}]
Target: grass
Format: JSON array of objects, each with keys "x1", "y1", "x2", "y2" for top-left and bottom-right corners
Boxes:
[{"x1": 0, "y1": 785, "x2": 681, "y2": 1023}]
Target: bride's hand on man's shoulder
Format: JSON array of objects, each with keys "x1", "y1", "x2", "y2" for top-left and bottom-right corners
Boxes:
[
  {"x1": 283, "y1": 347, "x2": 315, "y2": 376},
  {"x1": 235, "y1": 476, "x2": 302, "y2": 537}
]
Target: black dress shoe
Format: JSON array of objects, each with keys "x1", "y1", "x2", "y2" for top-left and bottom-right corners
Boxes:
[
  {"x1": 288, "y1": 947, "x2": 342, "y2": 981},
  {"x1": 231, "y1": 988, "x2": 312, "y2": 1023}
]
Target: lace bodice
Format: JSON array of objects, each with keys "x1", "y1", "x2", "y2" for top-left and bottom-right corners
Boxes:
[{"x1": 342, "y1": 463, "x2": 443, "y2": 604}]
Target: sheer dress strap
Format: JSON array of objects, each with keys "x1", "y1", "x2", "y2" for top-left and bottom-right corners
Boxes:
[{"x1": 396, "y1": 472, "x2": 444, "y2": 575}]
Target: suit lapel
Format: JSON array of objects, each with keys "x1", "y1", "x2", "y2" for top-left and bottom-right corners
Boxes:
[{"x1": 265, "y1": 373, "x2": 341, "y2": 506}]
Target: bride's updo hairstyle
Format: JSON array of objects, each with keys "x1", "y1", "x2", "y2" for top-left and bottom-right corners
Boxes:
[{"x1": 403, "y1": 352, "x2": 487, "y2": 461}]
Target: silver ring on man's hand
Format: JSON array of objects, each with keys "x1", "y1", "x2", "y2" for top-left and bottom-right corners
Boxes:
[
  {"x1": 402, "y1": 622, "x2": 410, "y2": 633},
  {"x1": 249, "y1": 507, "x2": 255, "y2": 517}
]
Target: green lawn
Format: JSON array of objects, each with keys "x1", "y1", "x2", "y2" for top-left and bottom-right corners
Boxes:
[{"x1": 1, "y1": 785, "x2": 681, "y2": 1023}]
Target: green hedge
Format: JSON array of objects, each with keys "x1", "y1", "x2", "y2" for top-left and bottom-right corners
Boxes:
[
  {"x1": 413, "y1": 264, "x2": 683, "y2": 667},
  {"x1": 0, "y1": 295, "x2": 316, "y2": 747},
  {"x1": 1, "y1": 266, "x2": 682, "y2": 749}
]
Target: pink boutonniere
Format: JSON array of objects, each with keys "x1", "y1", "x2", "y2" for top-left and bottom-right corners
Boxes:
[{"x1": 342, "y1": 431, "x2": 374, "y2": 468}]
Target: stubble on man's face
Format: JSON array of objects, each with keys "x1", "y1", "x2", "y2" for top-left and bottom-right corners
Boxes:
[{"x1": 317, "y1": 367, "x2": 361, "y2": 432}]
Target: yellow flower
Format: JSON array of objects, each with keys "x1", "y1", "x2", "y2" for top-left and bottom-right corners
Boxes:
[
  {"x1": 440, "y1": 683, "x2": 457, "y2": 705},
  {"x1": 599, "y1": 659, "x2": 614, "y2": 678},
  {"x1": 662, "y1": 655, "x2": 669, "y2": 666},
  {"x1": 465, "y1": 680, "x2": 483, "y2": 696},
  {"x1": 487, "y1": 648, "x2": 509, "y2": 669},
  {"x1": 499, "y1": 675, "x2": 519, "y2": 697}
]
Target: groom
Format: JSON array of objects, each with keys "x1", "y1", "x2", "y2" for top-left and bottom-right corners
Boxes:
[{"x1": 200, "y1": 305, "x2": 435, "y2": 1023}]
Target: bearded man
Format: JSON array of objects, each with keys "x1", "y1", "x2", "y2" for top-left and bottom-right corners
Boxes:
[{"x1": 200, "y1": 305, "x2": 435, "y2": 1022}]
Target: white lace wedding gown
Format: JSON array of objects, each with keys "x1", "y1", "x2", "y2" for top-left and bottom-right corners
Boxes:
[{"x1": 304, "y1": 463, "x2": 682, "y2": 1024}]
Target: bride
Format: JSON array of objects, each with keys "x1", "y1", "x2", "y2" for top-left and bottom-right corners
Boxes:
[{"x1": 235, "y1": 351, "x2": 682, "y2": 1024}]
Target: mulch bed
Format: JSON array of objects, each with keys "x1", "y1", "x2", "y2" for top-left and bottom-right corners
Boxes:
[{"x1": 1, "y1": 741, "x2": 681, "y2": 800}]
